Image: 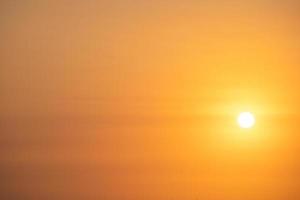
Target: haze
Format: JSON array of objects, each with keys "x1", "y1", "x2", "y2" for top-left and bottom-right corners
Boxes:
[{"x1": 1, "y1": 1, "x2": 300, "y2": 199}]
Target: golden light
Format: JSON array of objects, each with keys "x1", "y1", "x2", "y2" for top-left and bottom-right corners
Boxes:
[{"x1": 237, "y1": 112, "x2": 255, "y2": 129}]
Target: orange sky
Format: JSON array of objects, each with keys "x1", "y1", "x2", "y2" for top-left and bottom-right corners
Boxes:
[{"x1": 0, "y1": 1, "x2": 300, "y2": 199}]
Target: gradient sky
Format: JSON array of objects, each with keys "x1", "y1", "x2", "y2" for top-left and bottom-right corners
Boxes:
[{"x1": 1, "y1": 1, "x2": 300, "y2": 199}]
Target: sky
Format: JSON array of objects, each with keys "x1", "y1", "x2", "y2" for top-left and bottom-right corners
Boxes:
[{"x1": 0, "y1": 1, "x2": 300, "y2": 199}]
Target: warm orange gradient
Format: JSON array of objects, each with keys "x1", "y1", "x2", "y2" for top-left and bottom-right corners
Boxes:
[{"x1": 0, "y1": 1, "x2": 300, "y2": 200}]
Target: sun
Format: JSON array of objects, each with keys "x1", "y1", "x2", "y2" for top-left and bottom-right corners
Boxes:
[{"x1": 237, "y1": 112, "x2": 255, "y2": 129}]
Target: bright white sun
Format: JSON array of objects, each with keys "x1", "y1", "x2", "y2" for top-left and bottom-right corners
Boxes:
[{"x1": 237, "y1": 112, "x2": 255, "y2": 129}]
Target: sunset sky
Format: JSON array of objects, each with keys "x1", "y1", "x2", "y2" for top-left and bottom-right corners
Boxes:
[{"x1": 1, "y1": 1, "x2": 300, "y2": 199}]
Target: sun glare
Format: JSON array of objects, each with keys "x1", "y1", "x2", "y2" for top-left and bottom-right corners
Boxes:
[{"x1": 237, "y1": 112, "x2": 255, "y2": 129}]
